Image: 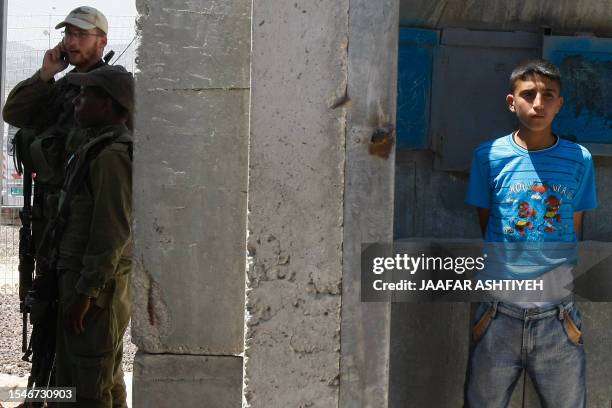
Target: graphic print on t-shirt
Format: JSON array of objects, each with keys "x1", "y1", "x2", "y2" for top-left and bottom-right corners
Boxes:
[
  {"x1": 503, "y1": 180, "x2": 573, "y2": 241},
  {"x1": 466, "y1": 134, "x2": 597, "y2": 244}
]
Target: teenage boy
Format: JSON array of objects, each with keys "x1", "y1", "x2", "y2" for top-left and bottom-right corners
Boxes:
[{"x1": 464, "y1": 59, "x2": 597, "y2": 407}]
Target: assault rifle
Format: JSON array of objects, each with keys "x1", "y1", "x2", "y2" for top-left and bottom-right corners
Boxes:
[{"x1": 18, "y1": 170, "x2": 34, "y2": 358}]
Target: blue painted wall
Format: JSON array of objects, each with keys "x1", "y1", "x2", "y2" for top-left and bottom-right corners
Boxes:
[
  {"x1": 396, "y1": 28, "x2": 438, "y2": 149},
  {"x1": 544, "y1": 36, "x2": 612, "y2": 144}
]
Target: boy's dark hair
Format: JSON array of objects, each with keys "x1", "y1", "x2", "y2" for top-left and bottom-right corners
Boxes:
[
  {"x1": 509, "y1": 59, "x2": 561, "y2": 92},
  {"x1": 87, "y1": 85, "x2": 130, "y2": 120}
]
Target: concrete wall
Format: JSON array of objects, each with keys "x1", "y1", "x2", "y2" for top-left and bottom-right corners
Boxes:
[
  {"x1": 132, "y1": 0, "x2": 250, "y2": 406},
  {"x1": 243, "y1": 0, "x2": 348, "y2": 405},
  {"x1": 130, "y1": 0, "x2": 612, "y2": 406},
  {"x1": 393, "y1": 1, "x2": 612, "y2": 406},
  {"x1": 339, "y1": 0, "x2": 399, "y2": 406},
  {"x1": 399, "y1": 0, "x2": 612, "y2": 35},
  {"x1": 244, "y1": 0, "x2": 400, "y2": 406}
]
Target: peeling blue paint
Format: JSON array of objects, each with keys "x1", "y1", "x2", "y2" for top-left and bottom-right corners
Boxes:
[
  {"x1": 544, "y1": 36, "x2": 612, "y2": 144},
  {"x1": 396, "y1": 28, "x2": 439, "y2": 149}
]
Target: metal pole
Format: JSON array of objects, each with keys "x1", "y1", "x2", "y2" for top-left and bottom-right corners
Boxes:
[{"x1": 0, "y1": 0, "x2": 8, "y2": 211}]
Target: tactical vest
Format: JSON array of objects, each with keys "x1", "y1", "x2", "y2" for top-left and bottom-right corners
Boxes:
[
  {"x1": 11, "y1": 61, "x2": 107, "y2": 253},
  {"x1": 55, "y1": 128, "x2": 133, "y2": 272}
]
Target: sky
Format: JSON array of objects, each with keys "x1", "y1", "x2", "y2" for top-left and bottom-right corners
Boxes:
[
  {"x1": 7, "y1": 0, "x2": 138, "y2": 44},
  {"x1": 8, "y1": 0, "x2": 137, "y2": 18}
]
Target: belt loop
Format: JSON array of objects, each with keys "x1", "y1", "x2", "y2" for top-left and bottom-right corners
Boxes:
[{"x1": 491, "y1": 301, "x2": 499, "y2": 318}]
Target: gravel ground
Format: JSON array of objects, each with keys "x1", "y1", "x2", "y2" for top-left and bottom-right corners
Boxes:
[{"x1": 0, "y1": 292, "x2": 135, "y2": 378}]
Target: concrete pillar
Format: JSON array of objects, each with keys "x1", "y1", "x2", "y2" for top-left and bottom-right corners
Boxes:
[
  {"x1": 243, "y1": 0, "x2": 349, "y2": 406},
  {"x1": 132, "y1": 0, "x2": 251, "y2": 406},
  {"x1": 339, "y1": 0, "x2": 400, "y2": 407},
  {"x1": 244, "y1": 0, "x2": 400, "y2": 406}
]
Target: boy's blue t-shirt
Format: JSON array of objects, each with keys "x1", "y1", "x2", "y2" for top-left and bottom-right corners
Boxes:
[
  {"x1": 466, "y1": 133, "x2": 597, "y2": 243},
  {"x1": 466, "y1": 133, "x2": 597, "y2": 298}
]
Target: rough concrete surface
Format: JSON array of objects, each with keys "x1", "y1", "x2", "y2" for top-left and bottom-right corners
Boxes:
[
  {"x1": 133, "y1": 352, "x2": 242, "y2": 408},
  {"x1": 135, "y1": 0, "x2": 250, "y2": 89},
  {"x1": 132, "y1": 0, "x2": 250, "y2": 356},
  {"x1": 243, "y1": 0, "x2": 349, "y2": 406},
  {"x1": 339, "y1": 0, "x2": 400, "y2": 407},
  {"x1": 132, "y1": 88, "x2": 248, "y2": 354}
]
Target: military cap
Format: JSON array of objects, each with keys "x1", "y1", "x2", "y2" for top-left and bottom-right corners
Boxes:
[
  {"x1": 55, "y1": 6, "x2": 109, "y2": 35},
  {"x1": 67, "y1": 65, "x2": 134, "y2": 113}
]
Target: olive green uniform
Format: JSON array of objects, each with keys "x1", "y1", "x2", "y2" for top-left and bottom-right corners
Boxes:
[
  {"x1": 2, "y1": 62, "x2": 106, "y2": 249},
  {"x1": 55, "y1": 124, "x2": 133, "y2": 408}
]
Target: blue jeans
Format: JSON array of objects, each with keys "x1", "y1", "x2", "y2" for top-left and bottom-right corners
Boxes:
[{"x1": 464, "y1": 300, "x2": 586, "y2": 408}]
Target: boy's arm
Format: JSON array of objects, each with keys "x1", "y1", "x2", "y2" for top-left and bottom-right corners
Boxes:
[
  {"x1": 573, "y1": 212, "x2": 584, "y2": 241},
  {"x1": 477, "y1": 208, "x2": 490, "y2": 238}
]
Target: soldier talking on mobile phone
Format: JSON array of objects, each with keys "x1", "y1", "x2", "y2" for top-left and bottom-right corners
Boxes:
[
  {"x1": 2, "y1": 7, "x2": 131, "y2": 407},
  {"x1": 4, "y1": 6, "x2": 114, "y2": 258}
]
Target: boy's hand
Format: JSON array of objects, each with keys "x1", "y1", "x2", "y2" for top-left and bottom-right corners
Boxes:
[
  {"x1": 477, "y1": 208, "x2": 490, "y2": 238},
  {"x1": 40, "y1": 42, "x2": 69, "y2": 82},
  {"x1": 573, "y1": 212, "x2": 584, "y2": 240}
]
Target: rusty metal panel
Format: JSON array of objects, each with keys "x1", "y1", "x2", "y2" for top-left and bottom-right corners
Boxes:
[{"x1": 431, "y1": 29, "x2": 540, "y2": 171}]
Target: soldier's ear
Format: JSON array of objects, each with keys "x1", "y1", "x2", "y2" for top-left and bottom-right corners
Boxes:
[{"x1": 98, "y1": 34, "x2": 107, "y2": 50}]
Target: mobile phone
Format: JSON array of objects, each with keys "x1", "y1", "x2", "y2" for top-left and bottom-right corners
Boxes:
[{"x1": 60, "y1": 51, "x2": 68, "y2": 62}]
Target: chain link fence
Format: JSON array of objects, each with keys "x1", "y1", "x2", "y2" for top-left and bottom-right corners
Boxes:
[{"x1": 0, "y1": 209, "x2": 19, "y2": 295}]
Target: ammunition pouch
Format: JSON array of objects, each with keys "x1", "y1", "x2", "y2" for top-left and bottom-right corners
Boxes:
[
  {"x1": 11, "y1": 128, "x2": 36, "y2": 174},
  {"x1": 29, "y1": 128, "x2": 69, "y2": 186},
  {"x1": 11, "y1": 126, "x2": 70, "y2": 187}
]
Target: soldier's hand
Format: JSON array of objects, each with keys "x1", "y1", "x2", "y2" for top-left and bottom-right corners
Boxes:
[
  {"x1": 64, "y1": 294, "x2": 91, "y2": 335},
  {"x1": 40, "y1": 42, "x2": 69, "y2": 82}
]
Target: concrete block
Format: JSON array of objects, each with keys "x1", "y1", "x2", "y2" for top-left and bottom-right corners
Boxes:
[
  {"x1": 243, "y1": 0, "x2": 349, "y2": 406},
  {"x1": 136, "y1": 0, "x2": 250, "y2": 89},
  {"x1": 133, "y1": 352, "x2": 243, "y2": 408},
  {"x1": 339, "y1": 0, "x2": 399, "y2": 407},
  {"x1": 132, "y1": 87, "x2": 249, "y2": 354}
]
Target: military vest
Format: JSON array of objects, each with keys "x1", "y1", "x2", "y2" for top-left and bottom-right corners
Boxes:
[{"x1": 56, "y1": 126, "x2": 133, "y2": 272}]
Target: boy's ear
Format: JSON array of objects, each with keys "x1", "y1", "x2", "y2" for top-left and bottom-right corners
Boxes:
[
  {"x1": 556, "y1": 95, "x2": 564, "y2": 113},
  {"x1": 506, "y1": 94, "x2": 515, "y2": 113}
]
